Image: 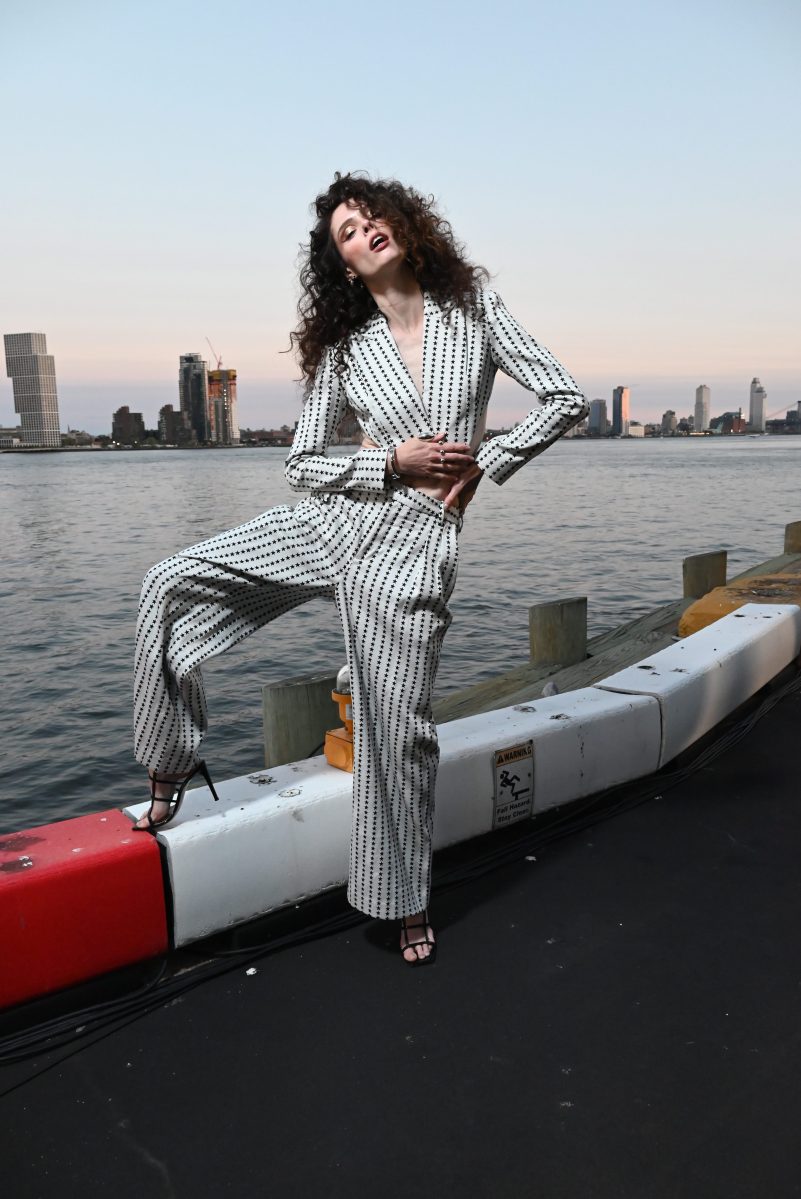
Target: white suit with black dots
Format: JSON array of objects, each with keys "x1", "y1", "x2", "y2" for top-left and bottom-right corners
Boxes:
[{"x1": 133, "y1": 289, "x2": 588, "y2": 919}]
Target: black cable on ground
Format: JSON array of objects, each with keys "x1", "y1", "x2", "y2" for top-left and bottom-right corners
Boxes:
[{"x1": 1, "y1": 664, "x2": 799, "y2": 1084}]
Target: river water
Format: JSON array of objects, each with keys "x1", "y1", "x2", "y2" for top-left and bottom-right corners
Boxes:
[{"x1": 2, "y1": 437, "x2": 799, "y2": 833}]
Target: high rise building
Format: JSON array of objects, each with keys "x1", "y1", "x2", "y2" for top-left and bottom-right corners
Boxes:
[
  {"x1": 3, "y1": 332, "x2": 61, "y2": 447},
  {"x1": 179, "y1": 353, "x2": 211, "y2": 442},
  {"x1": 661, "y1": 409, "x2": 677, "y2": 434},
  {"x1": 112, "y1": 405, "x2": 146, "y2": 444},
  {"x1": 159, "y1": 403, "x2": 189, "y2": 444},
  {"x1": 208, "y1": 368, "x2": 240, "y2": 445},
  {"x1": 612, "y1": 386, "x2": 630, "y2": 436},
  {"x1": 749, "y1": 378, "x2": 767, "y2": 432},
  {"x1": 694, "y1": 385, "x2": 710, "y2": 432},
  {"x1": 588, "y1": 398, "x2": 607, "y2": 436}
]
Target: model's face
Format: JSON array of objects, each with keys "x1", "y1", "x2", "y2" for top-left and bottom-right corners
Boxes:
[{"x1": 330, "y1": 199, "x2": 405, "y2": 282}]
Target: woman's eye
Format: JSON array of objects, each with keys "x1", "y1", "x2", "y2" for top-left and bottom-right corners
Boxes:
[{"x1": 344, "y1": 228, "x2": 355, "y2": 240}]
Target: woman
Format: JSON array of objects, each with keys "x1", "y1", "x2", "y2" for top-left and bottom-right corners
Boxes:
[{"x1": 132, "y1": 172, "x2": 588, "y2": 966}]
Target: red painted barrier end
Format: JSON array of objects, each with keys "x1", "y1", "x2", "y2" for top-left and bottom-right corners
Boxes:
[{"x1": 0, "y1": 809, "x2": 168, "y2": 1010}]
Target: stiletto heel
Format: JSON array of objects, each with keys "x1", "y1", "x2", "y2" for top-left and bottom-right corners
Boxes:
[
  {"x1": 196, "y1": 760, "x2": 220, "y2": 804},
  {"x1": 133, "y1": 760, "x2": 219, "y2": 833}
]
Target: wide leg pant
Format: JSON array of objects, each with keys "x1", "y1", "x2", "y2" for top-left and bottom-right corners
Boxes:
[{"x1": 133, "y1": 485, "x2": 460, "y2": 920}]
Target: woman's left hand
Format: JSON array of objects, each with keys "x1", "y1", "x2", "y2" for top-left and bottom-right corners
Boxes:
[{"x1": 442, "y1": 462, "x2": 483, "y2": 512}]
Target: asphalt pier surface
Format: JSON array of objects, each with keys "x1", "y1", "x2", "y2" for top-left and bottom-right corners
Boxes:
[{"x1": 3, "y1": 679, "x2": 801, "y2": 1199}]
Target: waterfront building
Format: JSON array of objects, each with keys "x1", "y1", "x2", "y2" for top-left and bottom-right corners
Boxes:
[
  {"x1": 0, "y1": 424, "x2": 23, "y2": 448},
  {"x1": 611, "y1": 386, "x2": 630, "y2": 437},
  {"x1": 628, "y1": 422, "x2": 645, "y2": 438},
  {"x1": 112, "y1": 405, "x2": 145, "y2": 444},
  {"x1": 766, "y1": 403, "x2": 801, "y2": 436},
  {"x1": 749, "y1": 378, "x2": 767, "y2": 432},
  {"x1": 239, "y1": 425, "x2": 295, "y2": 446},
  {"x1": 179, "y1": 353, "x2": 211, "y2": 442},
  {"x1": 3, "y1": 332, "x2": 61, "y2": 447},
  {"x1": 159, "y1": 403, "x2": 189, "y2": 444},
  {"x1": 710, "y1": 410, "x2": 747, "y2": 435},
  {"x1": 208, "y1": 367, "x2": 240, "y2": 445},
  {"x1": 694, "y1": 385, "x2": 710, "y2": 432},
  {"x1": 588, "y1": 398, "x2": 607, "y2": 436},
  {"x1": 562, "y1": 417, "x2": 585, "y2": 438},
  {"x1": 62, "y1": 428, "x2": 95, "y2": 446},
  {"x1": 661, "y1": 409, "x2": 677, "y2": 434}
]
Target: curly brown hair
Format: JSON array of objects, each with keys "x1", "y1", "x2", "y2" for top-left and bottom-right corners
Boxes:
[{"x1": 292, "y1": 171, "x2": 489, "y2": 390}]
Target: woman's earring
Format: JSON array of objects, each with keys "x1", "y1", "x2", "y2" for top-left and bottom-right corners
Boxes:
[{"x1": 346, "y1": 269, "x2": 358, "y2": 286}]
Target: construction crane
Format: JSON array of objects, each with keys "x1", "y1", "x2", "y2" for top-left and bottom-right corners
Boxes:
[{"x1": 205, "y1": 337, "x2": 222, "y2": 370}]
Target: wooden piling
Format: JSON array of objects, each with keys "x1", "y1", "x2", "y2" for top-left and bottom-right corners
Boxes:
[
  {"x1": 262, "y1": 669, "x2": 338, "y2": 768},
  {"x1": 784, "y1": 522, "x2": 801, "y2": 554},
  {"x1": 528, "y1": 597, "x2": 587, "y2": 667},
  {"x1": 682, "y1": 550, "x2": 727, "y2": 599}
]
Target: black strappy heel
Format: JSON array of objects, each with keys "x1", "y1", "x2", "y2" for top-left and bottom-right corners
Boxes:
[
  {"x1": 400, "y1": 911, "x2": 437, "y2": 967},
  {"x1": 133, "y1": 760, "x2": 220, "y2": 833}
]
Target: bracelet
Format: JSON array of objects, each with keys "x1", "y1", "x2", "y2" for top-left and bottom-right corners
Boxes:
[{"x1": 388, "y1": 447, "x2": 402, "y2": 483}]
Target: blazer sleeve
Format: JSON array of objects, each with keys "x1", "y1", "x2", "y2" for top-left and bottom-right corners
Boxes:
[
  {"x1": 474, "y1": 290, "x2": 589, "y2": 485},
  {"x1": 284, "y1": 348, "x2": 389, "y2": 493}
]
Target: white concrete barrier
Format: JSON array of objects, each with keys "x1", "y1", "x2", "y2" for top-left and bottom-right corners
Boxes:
[
  {"x1": 594, "y1": 603, "x2": 801, "y2": 766},
  {"x1": 126, "y1": 760, "x2": 351, "y2": 947},
  {"x1": 434, "y1": 688, "x2": 661, "y2": 845},
  {"x1": 125, "y1": 687, "x2": 661, "y2": 947},
  {"x1": 123, "y1": 602, "x2": 800, "y2": 947}
]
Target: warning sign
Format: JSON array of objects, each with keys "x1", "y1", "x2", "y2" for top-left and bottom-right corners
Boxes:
[{"x1": 493, "y1": 741, "x2": 534, "y2": 829}]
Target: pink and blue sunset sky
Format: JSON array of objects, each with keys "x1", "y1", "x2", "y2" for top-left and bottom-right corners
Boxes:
[{"x1": 1, "y1": 0, "x2": 798, "y2": 433}]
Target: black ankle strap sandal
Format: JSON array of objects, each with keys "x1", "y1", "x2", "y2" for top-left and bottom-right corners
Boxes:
[
  {"x1": 133, "y1": 760, "x2": 219, "y2": 833},
  {"x1": 400, "y1": 912, "x2": 437, "y2": 967}
]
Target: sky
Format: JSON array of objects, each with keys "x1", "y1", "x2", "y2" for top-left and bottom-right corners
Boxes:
[{"x1": 1, "y1": 0, "x2": 799, "y2": 433}]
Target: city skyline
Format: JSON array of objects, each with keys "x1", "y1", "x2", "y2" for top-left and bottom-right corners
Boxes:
[
  {"x1": 1, "y1": 358, "x2": 789, "y2": 440},
  {"x1": 107, "y1": 351, "x2": 241, "y2": 445},
  {"x1": 0, "y1": 333, "x2": 789, "y2": 437},
  {"x1": 1, "y1": 0, "x2": 798, "y2": 432}
]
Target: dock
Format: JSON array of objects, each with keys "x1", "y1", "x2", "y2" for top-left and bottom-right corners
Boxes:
[
  {"x1": 2, "y1": 522, "x2": 801, "y2": 1197},
  {"x1": 2, "y1": 667, "x2": 801, "y2": 1197}
]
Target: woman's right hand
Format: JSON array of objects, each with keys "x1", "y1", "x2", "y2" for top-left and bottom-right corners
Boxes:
[{"x1": 394, "y1": 431, "x2": 475, "y2": 479}]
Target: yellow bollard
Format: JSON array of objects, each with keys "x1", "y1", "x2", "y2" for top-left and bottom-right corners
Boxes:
[{"x1": 324, "y1": 688, "x2": 354, "y2": 772}]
